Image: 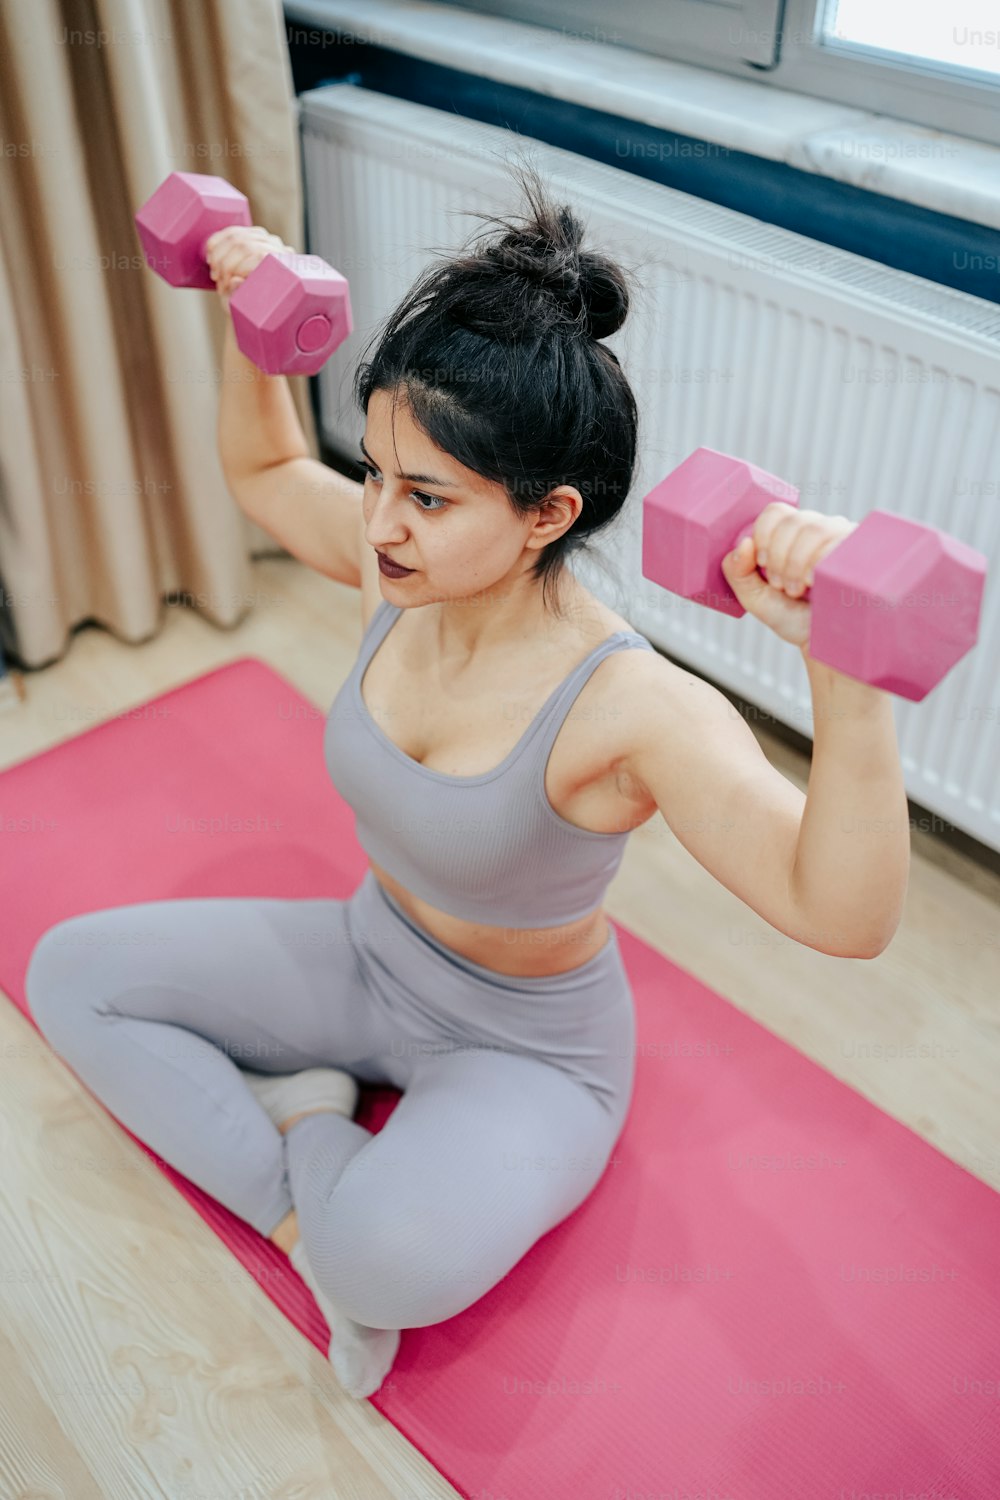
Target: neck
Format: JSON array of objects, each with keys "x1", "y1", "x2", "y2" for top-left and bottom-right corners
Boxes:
[{"x1": 430, "y1": 572, "x2": 569, "y2": 662}]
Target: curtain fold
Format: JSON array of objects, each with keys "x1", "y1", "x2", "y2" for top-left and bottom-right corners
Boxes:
[{"x1": 0, "y1": 0, "x2": 319, "y2": 668}]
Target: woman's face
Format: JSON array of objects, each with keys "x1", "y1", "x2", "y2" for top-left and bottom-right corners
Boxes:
[{"x1": 359, "y1": 387, "x2": 580, "y2": 608}]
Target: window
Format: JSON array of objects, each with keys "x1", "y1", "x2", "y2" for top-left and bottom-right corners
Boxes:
[
  {"x1": 432, "y1": 0, "x2": 1000, "y2": 147},
  {"x1": 824, "y1": 0, "x2": 1000, "y2": 82},
  {"x1": 778, "y1": 0, "x2": 1000, "y2": 147}
]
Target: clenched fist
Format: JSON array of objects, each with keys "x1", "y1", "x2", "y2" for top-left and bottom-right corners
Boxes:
[
  {"x1": 720, "y1": 502, "x2": 857, "y2": 649},
  {"x1": 204, "y1": 224, "x2": 297, "y2": 310}
]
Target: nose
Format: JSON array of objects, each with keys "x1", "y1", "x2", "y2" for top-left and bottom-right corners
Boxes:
[{"x1": 363, "y1": 485, "x2": 412, "y2": 551}]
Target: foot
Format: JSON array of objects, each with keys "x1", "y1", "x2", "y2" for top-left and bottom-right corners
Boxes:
[
  {"x1": 290, "y1": 1238, "x2": 401, "y2": 1400},
  {"x1": 268, "y1": 1208, "x2": 300, "y2": 1254},
  {"x1": 240, "y1": 1066, "x2": 359, "y2": 1130},
  {"x1": 277, "y1": 1109, "x2": 338, "y2": 1136}
]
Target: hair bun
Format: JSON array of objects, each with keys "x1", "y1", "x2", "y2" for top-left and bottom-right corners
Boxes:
[
  {"x1": 482, "y1": 229, "x2": 628, "y2": 341},
  {"x1": 439, "y1": 167, "x2": 631, "y2": 343},
  {"x1": 576, "y1": 252, "x2": 629, "y2": 341}
]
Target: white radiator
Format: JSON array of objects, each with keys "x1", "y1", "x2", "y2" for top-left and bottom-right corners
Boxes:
[{"x1": 299, "y1": 84, "x2": 1000, "y2": 853}]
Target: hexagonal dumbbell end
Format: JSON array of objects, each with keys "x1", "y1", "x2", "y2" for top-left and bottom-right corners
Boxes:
[
  {"x1": 642, "y1": 447, "x2": 799, "y2": 617},
  {"x1": 135, "y1": 171, "x2": 252, "y2": 289},
  {"x1": 228, "y1": 251, "x2": 353, "y2": 376},
  {"x1": 807, "y1": 510, "x2": 987, "y2": 702}
]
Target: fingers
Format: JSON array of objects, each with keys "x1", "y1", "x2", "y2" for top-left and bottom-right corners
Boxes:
[
  {"x1": 211, "y1": 237, "x2": 280, "y2": 282},
  {"x1": 751, "y1": 505, "x2": 855, "y2": 596},
  {"x1": 216, "y1": 246, "x2": 269, "y2": 286},
  {"x1": 771, "y1": 515, "x2": 828, "y2": 597},
  {"x1": 204, "y1": 224, "x2": 270, "y2": 266},
  {"x1": 204, "y1": 226, "x2": 288, "y2": 297},
  {"x1": 204, "y1": 224, "x2": 272, "y2": 252},
  {"x1": 749, "y1": 501, "x2": 797, "y2": 584}
]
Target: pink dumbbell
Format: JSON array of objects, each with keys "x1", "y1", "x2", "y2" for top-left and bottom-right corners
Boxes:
[
  {"x1": 642, "y1": 447, "x2": 988, "y2": 702},
  {"x1": 134, "y1": 171, "x2": 352, "y2": 375}
]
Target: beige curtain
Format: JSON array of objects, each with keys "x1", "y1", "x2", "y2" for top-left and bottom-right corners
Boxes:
[{"x1": 0, "y1": 0, "x2": 319, "y2": 669}]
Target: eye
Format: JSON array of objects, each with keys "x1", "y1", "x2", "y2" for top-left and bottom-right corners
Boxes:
[
  {"x1": 411, "y1": 490, "x2": 448, "y2": 513},
  {"x1": 361, "y1": 461, "x2": 448, "y2": 513}
]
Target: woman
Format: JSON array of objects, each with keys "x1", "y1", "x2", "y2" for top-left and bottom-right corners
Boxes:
[{"x1": 24, "y1": 162, "x2": 909, "y2": 1400}]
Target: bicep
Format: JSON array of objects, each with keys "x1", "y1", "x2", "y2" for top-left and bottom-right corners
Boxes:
[{"x1": 625, "y1": 664, "x2": 807, "y2": 941}]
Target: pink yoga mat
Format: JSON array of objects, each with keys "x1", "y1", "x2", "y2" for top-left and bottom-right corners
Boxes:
[{"x1": 3, "y1": 655, "x2": 999, "y2": 1498}]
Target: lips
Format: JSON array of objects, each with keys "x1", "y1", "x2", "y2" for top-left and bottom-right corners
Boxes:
[{"x1": 376, "y1": 550, "x2": 414, "y2": 572}]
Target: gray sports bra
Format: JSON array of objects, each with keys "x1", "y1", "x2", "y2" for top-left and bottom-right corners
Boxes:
[{"x1": 324, "y1": 599, "x2": 656, "y2": 927}]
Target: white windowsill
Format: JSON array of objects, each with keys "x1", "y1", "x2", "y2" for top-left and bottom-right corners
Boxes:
[{"x1": 285, "y1": 0, "x2": 1000, "y2": 233}]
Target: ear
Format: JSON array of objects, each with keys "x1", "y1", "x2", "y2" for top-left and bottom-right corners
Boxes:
[{"x1": 528, "y1": 485, "x2": 584, "y2": 548}]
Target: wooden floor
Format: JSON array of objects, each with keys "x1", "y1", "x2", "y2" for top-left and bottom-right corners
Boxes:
[{"x1": 2, "y1": 554, "x2": 998, "y2": 1498}]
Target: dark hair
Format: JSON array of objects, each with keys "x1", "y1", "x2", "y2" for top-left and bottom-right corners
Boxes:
[{"x1": 351, "y1": 156, "x2": 640, "y2": 617}]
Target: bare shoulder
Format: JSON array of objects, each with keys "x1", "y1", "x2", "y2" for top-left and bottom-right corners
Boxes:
[
  {"x1": 611, "y1": 640, "x2": 753, "y2": 818},
  {"x1": 562, "y1": 584, "x2": 696, "y2": 780},
  {"x1": 569, "y1": 587, "x2": 733, "y2": 789},
  {"x1": 596, "y1": 630, "x2": 705, "y2": 765}
]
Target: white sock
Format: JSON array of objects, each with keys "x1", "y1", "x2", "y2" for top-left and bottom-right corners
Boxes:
[
  {"x1": 290, "y1": 1237, "x2": 401, "y2": 1399},
  {"x1": 240, "y1": 1066, "x2": 358, "y2": 1129}
]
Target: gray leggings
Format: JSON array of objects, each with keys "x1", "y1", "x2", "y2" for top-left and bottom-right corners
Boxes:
[{"x1": 24, "y1": 869, "x2": 636, "y2": 1331}]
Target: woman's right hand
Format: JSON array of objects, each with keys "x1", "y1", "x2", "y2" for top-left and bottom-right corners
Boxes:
[{"x1": 204, "y1": 224, "x2": 296, "y2": 310}]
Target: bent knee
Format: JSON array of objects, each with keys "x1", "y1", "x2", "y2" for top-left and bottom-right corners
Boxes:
[
  {"x1": 24, "y1": 915, "x2": 112, "y2": 1039},
  {"x1": 309, "y1": 1181, "x2": 507, "y2": 1329}
]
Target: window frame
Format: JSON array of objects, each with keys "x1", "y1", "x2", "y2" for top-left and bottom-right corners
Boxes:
[
  {"x1": 429, "y1": 0, "x2": 787, "y2": 69},
  {"x1": 430, "y1": 0, "x2": 1000, "y2": 149},
  {"x1": 774, "y1": 0, "x2": 1000, "y2": 150}
]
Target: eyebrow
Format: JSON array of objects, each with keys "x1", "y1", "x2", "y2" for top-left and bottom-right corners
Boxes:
[{"x1": 358, "y1": 436, "x2": 458, "y2": 489}]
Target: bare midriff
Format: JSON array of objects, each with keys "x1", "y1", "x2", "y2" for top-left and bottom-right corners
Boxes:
[{"x1": 368, "y1": 858, "x2": 611, "y2": 978}]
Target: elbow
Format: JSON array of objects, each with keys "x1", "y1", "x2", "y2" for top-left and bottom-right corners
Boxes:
[
  {"x1": 851, "y1": 941, "x2": 888, "y2": 961},
  {"x1": 856, "y1": 903, "x2": 906, "y2": 959},
  {"x1": 797, "y1": 924, "x2": 897, "y2": 960},
  {"x1": 790, "y1": 893, "x2": 903, "y2": 960},
  {"x1": 839, "y1": 926, "x2": 898, "y2": 960}
]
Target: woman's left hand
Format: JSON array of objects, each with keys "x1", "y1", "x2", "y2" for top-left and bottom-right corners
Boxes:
[{"x1": 719, "y1": 502, "x2": 858, "y2": 649}]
